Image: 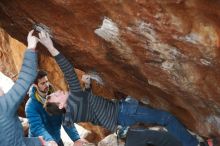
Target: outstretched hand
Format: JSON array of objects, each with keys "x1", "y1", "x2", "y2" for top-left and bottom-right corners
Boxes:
[
  {"x1": 38, "y1": 136, "x2": 58, "y2": 146},
  {"x1": 38, "y1": 30, "x2": 59, "y2": 56},
  {"x1": 38, "y1": 31, "x2": 54, "y2": 50},
  {"x1": 73, "y1": 138, "x2": 88, "y2": 146},
  {"x1": 27, "y1": 30, "x2": 39, "y2": 50}
]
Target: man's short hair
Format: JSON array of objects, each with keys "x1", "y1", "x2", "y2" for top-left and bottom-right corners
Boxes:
[
  {"x1": 44, "y1": 95, "x2": 66, "y2": 115},
  {"x1": 34, "y1": 70, "x2": 48, "y2": 84}
]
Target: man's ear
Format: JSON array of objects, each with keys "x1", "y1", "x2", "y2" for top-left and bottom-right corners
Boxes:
[{"x1": 58, "y1": 103, "x2": 64, "y2": 109}]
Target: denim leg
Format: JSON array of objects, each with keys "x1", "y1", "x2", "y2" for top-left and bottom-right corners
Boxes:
[
  {"x1": 57, "y1": 139, "x2": 64, "y2": 146},
  {"x1": 118, "y1": 103, "x2": 199, "y2": 146},
  {"x1": 125, "y1": 129, "x2": 183, "y2": 146}
]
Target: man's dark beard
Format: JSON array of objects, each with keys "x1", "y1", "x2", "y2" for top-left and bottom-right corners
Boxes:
[
  {"x1": 40, "y1": 89, "x2": 47, "y2": 93},
  {"x1": 38, "y1": 88, "x2": 48, "y2": 98}
]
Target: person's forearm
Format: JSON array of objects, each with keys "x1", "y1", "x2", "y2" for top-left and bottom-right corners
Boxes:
[
  {"x1": 63, "y1": 125, "x2": 80, "y2": 142},
  {"x1": 25, "y1": 107, "x2": 54, "y2": 141},
  {"x1": 47, "y1": 46, "x2": 59, "y2": 56},
  {"x1": 29, "y1": 124, "x2": 54, "y2": 141},
  {"x1": 2, "y1": 50, "x2": 38, "y2": 113},
  {"x1": 54, "y1": 53, "x2": 82, "y2": 93}
]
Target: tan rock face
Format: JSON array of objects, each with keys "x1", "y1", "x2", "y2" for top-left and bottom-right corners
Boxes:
[
  {"x1": 0, "y1": 0, "x2": 220, "y2": 139},
  {"x1": 0, "y1": 28, "x2": 20, "y2": 78},
  {"x1": 0, "y1": 28, "x2": 28, "y2": 117},
  {"x1": 98, "y1": 134, "x2": 124, "y2": 146}
]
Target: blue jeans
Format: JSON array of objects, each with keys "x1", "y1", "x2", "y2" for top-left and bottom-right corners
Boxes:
[
  {"x1": 125, "y1": 128, "x2": 183, "y2": 146},
  {"x1": 117, "y1": 98, "x2": 199, "y2": 146}
]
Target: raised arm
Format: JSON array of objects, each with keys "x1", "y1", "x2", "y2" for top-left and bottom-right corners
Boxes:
[
  {"x1": 0, "y1": 30, "x2": 38, "y2": 114},
  {"x1": 39, "y1": 31, "x2": 81, "y2": 93},
  {"x1": 63, "y1": 124, "x2": 88, "y2": 146},
  {"x1": 63, "y1": 124, "x2": 80, "y2": 142}
]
